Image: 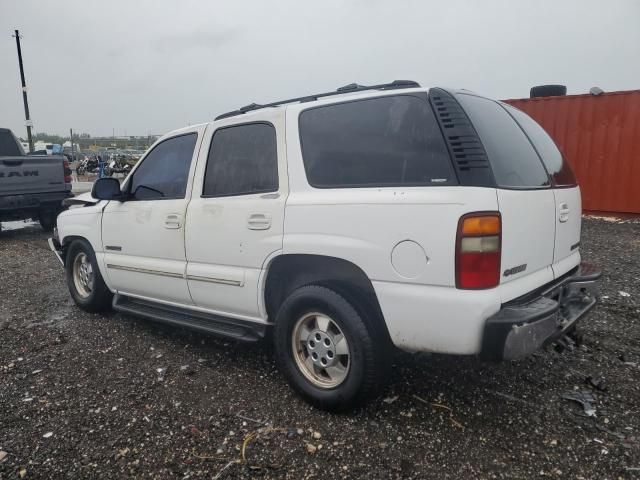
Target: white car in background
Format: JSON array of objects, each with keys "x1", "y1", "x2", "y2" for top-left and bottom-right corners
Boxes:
[{"x1": 50, "y1": 81, "x2": 600, "y2": 410}]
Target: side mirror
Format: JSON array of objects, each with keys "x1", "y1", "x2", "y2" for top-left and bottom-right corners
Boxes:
[{"x1": 92, "y1": 177, "x2": 123, "y2": 200}]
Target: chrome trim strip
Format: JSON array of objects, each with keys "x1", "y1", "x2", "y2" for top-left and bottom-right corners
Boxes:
[
  {"x1": 186, "y1": 274, "x2": 243, "y2": 287},
  {"x1": 106, "y1": 264, "x2": 184, "y2": 279}
]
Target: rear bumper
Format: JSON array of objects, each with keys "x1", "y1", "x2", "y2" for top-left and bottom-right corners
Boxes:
[
  {"x1": 0, "y1": 191, "x2": 73, "y2": 215},
  {"x1": 481, "y1": 262, "x2": 601, "y2": 360}
]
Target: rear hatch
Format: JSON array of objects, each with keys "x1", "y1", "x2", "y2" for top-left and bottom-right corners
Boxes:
[
  {"x1": 503, "y1": 105, "x2": 582, "y2": 277},
  {"x1": 0, "y1": 155, "x2": 68, "y2": 196},
  {"x1": 454, "y1": 92, "x2": 581, "y2": 298}
]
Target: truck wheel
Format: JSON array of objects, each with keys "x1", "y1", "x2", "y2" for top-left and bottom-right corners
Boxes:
[
  {"x1": 274, "y1": 285, "x2": 388, "y2": 411},
  {"x1": 65, "y1": 239, "x2": 112, "y2": 312},
  {"x1": 38, "y1": 210, "x2": 59, "y2": 232}
]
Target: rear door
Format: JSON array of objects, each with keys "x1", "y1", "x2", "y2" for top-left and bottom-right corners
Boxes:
[
  {"x1": 455, "y1": 93, "x2": 556, "y2": 289},
  {"x1": 184, "y1": 112, "x2": 287, "y2": 320},
  {"x1": 503, "y1": 105, "x2": 582, "y2": 277}
]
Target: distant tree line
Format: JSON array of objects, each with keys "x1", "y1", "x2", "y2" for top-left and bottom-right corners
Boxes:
[{"x1": 19, "y1": 132, "x2": 157, "y2": 151}]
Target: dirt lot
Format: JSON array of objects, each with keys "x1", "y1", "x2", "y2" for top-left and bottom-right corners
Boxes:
[{"x1": 1, "y1": 217, "x2": 639, "y2": 479}]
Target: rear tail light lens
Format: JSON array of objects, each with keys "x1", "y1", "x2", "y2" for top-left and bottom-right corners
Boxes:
[
  {"x1": 63, "y1": 159, "x2": 72, "y2": 184},
  {"x1": 456, "y1": 212, "x2": 501, "y2": 289}
]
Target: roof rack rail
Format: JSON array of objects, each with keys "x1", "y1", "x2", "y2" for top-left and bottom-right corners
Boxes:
[{"x1": 214, "y1": 80, "x2": 421, "y2": 121}]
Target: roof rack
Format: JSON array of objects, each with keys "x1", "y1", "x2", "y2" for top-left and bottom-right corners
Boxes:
[{"x1": 214, "y1": 80, "x2": 421, "y2": 121}]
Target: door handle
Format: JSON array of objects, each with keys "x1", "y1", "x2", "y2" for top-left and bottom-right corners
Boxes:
[
  {"x1": 164, "y1": 214, "x2": 182, "y2": 229},
  {"x1": 558, "y1": 203, "x2": 570, "y2": 223},
  {"x1": 247, "y1": 213, "x2": 271, "y2": 230}
]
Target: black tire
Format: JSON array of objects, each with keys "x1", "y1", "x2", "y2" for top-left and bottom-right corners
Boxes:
[
  {"x1": 65, "y1": 239, "x2": 113, "y2": 312},
  {"x1": 530, "y1": 84, "x2": 567, "y2": 98},
  {"x1": 38, "y1": 209, "x2": 58, "y2": 232},
  {"x1": 273, "y1": 285, "x2": 389, "y2": 411}
]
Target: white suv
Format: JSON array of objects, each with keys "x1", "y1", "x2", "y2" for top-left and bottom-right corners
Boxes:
[{"x1": 50, "y1": 81, "x2": 600, "y2": 410}]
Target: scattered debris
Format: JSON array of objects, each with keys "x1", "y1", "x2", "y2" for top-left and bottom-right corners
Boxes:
[
  {"x1": 42, "y1": 431, "x2": 53, "y2": 438},
  {"x1": 312, "y1": 431, "x2": 322, "y2": 440},
  {"x1": 156, "y1": 367, "x2": 167, "y2": 381},
  {"x1": 116, "y1": 447, "x2": 130, "y2": 459},
  {"x1": 234, "y1": 410, "x2": 266, "y2": 425},
  {"x1": 382, "y1": 395, "x2": 399, "y2": 404},
  {"x1": 485, "y1": 389, "x2": 536, "y2": 407},
  {"x1": 585, "y1": 376, "x2": 607, "y2": 392},
  {"x1": 562, "y1": 391, "x2": 597, "y2": 417},
  {"x1": 18, "y1": 468, "x2": 27, "y2": 478},
  {"x1": 619, "y1": 291, "x2": 631, "y2": 297},
  {"x1": 412, "y1": 394, "x2": 463, "y2": 429},
  {"x1": 306, "y1": 443, "x2": 318, "y2": 454},
  {"x1": 0, "y1": 451, "x2": 7, "y2": 462},
  {"x1": 212, "y1": 460, "x2": 240, "y2": 480}
]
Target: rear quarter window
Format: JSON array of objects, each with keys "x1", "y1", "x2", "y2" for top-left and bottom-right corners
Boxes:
[
  {"x1": 455, "y1": 93, "x2": 550, "y2": 189},
  {"x1": 503, "y1": 105, "x2": 577, "y2": 187},
  {"x1": 298, "y1": 95, "x2": 456, "y2": 188}
]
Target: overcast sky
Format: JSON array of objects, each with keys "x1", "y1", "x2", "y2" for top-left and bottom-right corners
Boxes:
[{"x1": 1, "y1": 0, "x2": 638, "y2": 138}]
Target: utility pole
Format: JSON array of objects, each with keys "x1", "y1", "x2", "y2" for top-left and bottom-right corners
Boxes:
[
  {"x1": 70, "y1": 128, "x2": 75, "y2": 160},
  {"x1": 13, "y1": 29, "x2": 34, "y2": 153}
]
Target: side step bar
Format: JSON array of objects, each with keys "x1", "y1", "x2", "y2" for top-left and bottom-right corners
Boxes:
[{"x1": 112, "y1": 294, "x2": 267, "y2": 342}]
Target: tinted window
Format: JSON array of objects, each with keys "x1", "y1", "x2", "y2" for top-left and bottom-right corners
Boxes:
[
  {"x1": 299, "y1": 95, "x2": 456, "y2": 188},
  {"x1": 504, "y1": 105, "x2": 577, "y2": 186},
  {"x1": 456, "y1": 94, "x2": 549, "y2": 188},
  {"x1": 130, "y1": 133, "x2": 197, "y2": 200},
  {"x1": 203, "y1": 123, "x2": 278, "y2": 197},
  {"x1": 0, "y1": 130, "x2": 22, "y2": 156}
]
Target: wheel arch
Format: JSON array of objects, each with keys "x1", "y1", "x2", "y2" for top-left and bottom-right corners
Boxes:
[
  {"x1": 263, "y1": 254, "x2": 392, "y2": 344},
  {"x1": 60, "y1": 235, "x2": 92, "y2": 262}
]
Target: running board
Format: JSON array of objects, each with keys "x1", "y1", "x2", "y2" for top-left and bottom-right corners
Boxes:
[{"x1": 112, "y1": 294, "x2": 266, "y2": 342}]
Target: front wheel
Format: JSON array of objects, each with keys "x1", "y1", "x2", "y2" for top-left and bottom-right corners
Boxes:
[
  {"x1": 65, "y1": 239, "x2": 112, "y2": 312},
  {"x1": 274, "y1": 285, "x2": 389, "y2": 411}
]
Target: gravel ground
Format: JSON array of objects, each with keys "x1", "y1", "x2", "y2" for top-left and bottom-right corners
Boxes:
[{"x1": 1, "y1": 217, "x2": 639, "y2": 479}]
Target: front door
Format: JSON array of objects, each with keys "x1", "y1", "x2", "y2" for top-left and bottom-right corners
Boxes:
[
  {"x1": 185, "y1": 113, "x2": 287, "y2": 320},
  {"x1": 102, "y1": 128, "x2": 203, "y2": 305}
]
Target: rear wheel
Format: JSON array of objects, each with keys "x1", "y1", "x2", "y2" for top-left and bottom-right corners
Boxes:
[
  {"x1": 65, "y1": 239, "x2": 112, "y2": 312},
  {"x1": 274, "y1": 285, "x2": 389, "y2": 411}
]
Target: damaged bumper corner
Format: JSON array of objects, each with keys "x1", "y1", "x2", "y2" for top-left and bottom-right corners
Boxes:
[
  {"x1": 481, "y1": 262, "x2": 601, "y2": 361},
  {"x1": 48, "y1": 233, "x2": 64, "y2": 266}
]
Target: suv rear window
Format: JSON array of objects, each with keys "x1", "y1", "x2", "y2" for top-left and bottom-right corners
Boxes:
[
  {"x1": 299, "y1": 95, "x2": 456, "y2": 188},
  {"x1": 455, "y1": 93, "x2": 550, "y2": 188},
  {"x1": 504, "y1": 105, "x2": 577, "y2": 187}
]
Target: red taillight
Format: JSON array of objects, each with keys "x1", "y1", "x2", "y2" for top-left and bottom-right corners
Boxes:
[
  {"x1": 455, "y1": 212, "x2": 501, "y2": 289},
  {"x1": 63, "y1": 159, "x2": 72, "y2": 184}
]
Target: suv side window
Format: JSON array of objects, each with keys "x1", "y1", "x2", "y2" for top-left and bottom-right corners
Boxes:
[
  {"x1": 130, "y1": 133, "x2": 197, "y2": 200},
  {"x1": 504, "y1": 105, "x2": 577, "y2": 187},
  {"x1": 299, "y1": 95, "x2": 456, "y2": 188},
  {"x1": 455, "y1": 93, "x2": 550, "y2": 188},
  {"x1": 203, "y1": 123, "x2": 278, "y2": 197}
]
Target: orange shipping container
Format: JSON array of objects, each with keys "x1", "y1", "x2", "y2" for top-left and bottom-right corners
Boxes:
[{"x1": 504, "y1": 90, "x2": 640, "y2": 214}]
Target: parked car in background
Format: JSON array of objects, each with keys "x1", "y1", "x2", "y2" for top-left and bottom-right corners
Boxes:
[
  {"x1": 49, "y1": 81, "x2": 600, "y2": 410},
  {"x1": 0, "y1": 127, "x2": 72, "y2": 231}
]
